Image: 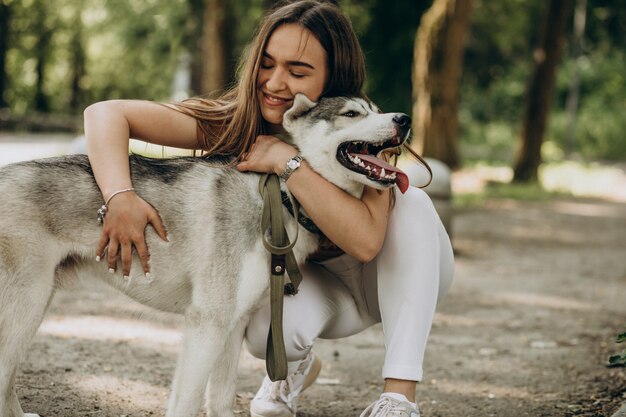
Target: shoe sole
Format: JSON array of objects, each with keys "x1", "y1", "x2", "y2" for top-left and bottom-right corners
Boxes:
[
  {"x1": 250, "y1": 355, "x2": 323, "y2": 417},
  {"x1": 302, "y1": 354, "x2": 322, "y2": 392}
]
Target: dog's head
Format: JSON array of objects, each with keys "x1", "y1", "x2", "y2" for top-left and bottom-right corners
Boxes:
[{"x1": 282, "y1": 94, "x2": 410, "y2": 197}]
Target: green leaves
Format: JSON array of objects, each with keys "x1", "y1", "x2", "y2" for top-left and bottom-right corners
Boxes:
[{"x1": 607, "y1": 331, "x2": 626, "y2": 367}]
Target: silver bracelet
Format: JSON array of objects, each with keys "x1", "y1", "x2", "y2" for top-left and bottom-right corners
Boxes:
[{"x1": 97, "y1": 187, "x2": 135, "y2": 225}]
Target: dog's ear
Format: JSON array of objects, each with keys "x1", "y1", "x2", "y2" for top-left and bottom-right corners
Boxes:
[{"x1": 283, "y1": 93, "x2": 317, "y2": 130}]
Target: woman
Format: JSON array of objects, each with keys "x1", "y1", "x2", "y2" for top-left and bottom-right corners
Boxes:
[{"x1": 84, "y1": 1, "x2": 454, "y2": 416}]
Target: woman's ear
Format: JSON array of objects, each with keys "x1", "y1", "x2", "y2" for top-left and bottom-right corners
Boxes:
[{"x1": 283, "y1": 93, "x2": 317, "y2": 130}]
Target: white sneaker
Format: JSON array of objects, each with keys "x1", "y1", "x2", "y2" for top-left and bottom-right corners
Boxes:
[
  {"x1": 250, "y1": 352, "x2": 322, "y2": 417},
  {"x1": 359, "y1": 393, "x2": 421, "y2": 417}
]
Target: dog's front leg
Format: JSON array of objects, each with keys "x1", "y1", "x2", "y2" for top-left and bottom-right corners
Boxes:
[
  {"x1": 204, "y1": 317, "x2": 247, "y2": 417},
  {"x1": 166, "y1": 305, "x2": 232, "y2": 417}
]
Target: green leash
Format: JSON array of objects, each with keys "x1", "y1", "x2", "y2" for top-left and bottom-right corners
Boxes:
[{"x1": 259, "y1": 173, "x2": 303, "y2": 381}]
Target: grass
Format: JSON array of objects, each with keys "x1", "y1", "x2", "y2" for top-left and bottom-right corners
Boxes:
[
  {"x1": 453, "y1": 180, "x2": 571, "y2": 208},
  {"x1": 452, "y1": 159, "x2": 626, "y2": 208}
]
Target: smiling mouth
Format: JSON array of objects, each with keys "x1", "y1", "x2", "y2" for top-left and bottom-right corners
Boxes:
[
  {"x1": 336, "y1": 135, "x2": 409, "y2": 193},
  {"x1": 263, "y1": 92, "x2": 292, "y2": 105}
]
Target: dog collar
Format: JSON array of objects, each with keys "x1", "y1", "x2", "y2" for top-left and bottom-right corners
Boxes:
[{"x1": 280, "y1": 190, "x2": 321, "y2": 235}]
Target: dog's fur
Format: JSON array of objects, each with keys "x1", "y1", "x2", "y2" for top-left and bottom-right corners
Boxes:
[{"x1": 0, "y1": 94, "x2": 410, "y2": 417}]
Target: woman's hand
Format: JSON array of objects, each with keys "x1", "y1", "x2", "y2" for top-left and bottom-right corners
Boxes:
[
  {"x1": 96, "y1": 192, "x2": 169, "y2": 278},
  {"x1": 236, "y1": 135, "x2": 298, "y2": 174}
]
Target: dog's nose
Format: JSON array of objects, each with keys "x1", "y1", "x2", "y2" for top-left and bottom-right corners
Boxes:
[{"x1": 393, "y1": 114, "x2": 411, "y2": 127}]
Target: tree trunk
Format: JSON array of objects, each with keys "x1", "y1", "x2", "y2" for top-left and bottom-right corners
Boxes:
[
  {"x1": 513, "y1": 0, "x2": 572, "y2": 182},
  {"x1": 0, "y1": 1, "x2": 10, "y2": 108},
  {"x1": 200, "y1": 0, "x2": 233, "y2": 95},
  {"x1": 411, "y1": 0, "x2": 474, "y2": 169},
  {"x1": 188, "y1": 0, "x2": 203, "y2": 95},
  {"x1": 69, "y1": 9, "x2": 86, "y2": 113},
  {"x1": 34, "y1": 1, "x2": 51, "y2": 112},
  {"x1": 564, "y1": 0, "x2": 587, "y2": 156}
]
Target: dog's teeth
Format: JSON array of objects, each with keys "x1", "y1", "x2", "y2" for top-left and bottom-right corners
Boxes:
[
  {"x1": 390, "y1": 172, "x2": 397, "y2": 179},
  {"x1": 358, "y1": 162, "x2": 366, "y2": 168},
  {"x1": 366, "y1": 165, "x2": 371, "y2": 170},
  {"x1": 381, "y1": 168, "x2": 386, "y2": 177},
  {"x1": 354, "y1": 156, "x2": 361, "y2": 163}
]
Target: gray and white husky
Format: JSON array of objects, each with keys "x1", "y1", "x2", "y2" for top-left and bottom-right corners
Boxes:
[{"x1": 0, "y1": 94, "x2": 411, "y2": 417}]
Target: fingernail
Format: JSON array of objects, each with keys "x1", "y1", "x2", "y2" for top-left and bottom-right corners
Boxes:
[
  {"x1": 96, "y1": 255, "x2": 101, "y2": 262},
  {"x1": 123, "y1": 275, "x2": 129, "y2": 280},
  {"x1": 145, "y1": 272, "x2": 152, "y2": 282},
  {"x1": 166, "y1": 233, "x2": 171, "y2": 242},
  {"x1": 108, "y1": 268, "x2": 115, "y2": 274}
]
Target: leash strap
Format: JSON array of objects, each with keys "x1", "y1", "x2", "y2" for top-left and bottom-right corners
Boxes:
[{"x1": 259, "y1": 174, "x2": 303, "y2": 381}]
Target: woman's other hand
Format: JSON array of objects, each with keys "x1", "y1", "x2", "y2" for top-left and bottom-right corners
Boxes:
[
  {"x1": 236, "y1": 135, "x2": 298, "y2": 174},
  {"x1": 96, "y1": 192, "x2": 169, "y2": 278}
]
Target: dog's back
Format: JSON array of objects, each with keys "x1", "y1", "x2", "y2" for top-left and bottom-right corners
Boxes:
[
  {"x1": 0, "y1": 151, "x2": 281, "y2": 415},
  {"x1": 0, "y1": 153, "x2": 272, "y2": 309}
]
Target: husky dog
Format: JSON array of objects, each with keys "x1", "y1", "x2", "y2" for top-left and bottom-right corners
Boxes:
[{"x1": 0, "y1": 94, "x2": 411, "y2": 417}]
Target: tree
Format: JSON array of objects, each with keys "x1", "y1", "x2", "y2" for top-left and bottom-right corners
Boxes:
[
  {"x1": 513, "y1": 0, "x2": 572, "y2": 182},
  {"x1": 33, "y1": 0, "x2": 52, "y2": 112},
  {"x1": 0, "y1": 0, "x2": 10, "y2": 108},
  {"x1": 358, "y1": 0, "x2": 430, "y2": 115},
  {"x1": 564, "y1": 0, "x2": 587, "y2": 156},
  {"x1": 190, "y1": 0, "x2": 234, "y2": 95},
  {"x1": 411, "y1": 0, "x2": 474, "y2": 169},
  {"x1": 69, "y1": 7, "x2": 86, "y2": 113}
]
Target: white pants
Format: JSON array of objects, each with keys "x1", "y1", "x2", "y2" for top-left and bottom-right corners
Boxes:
[{"x1": 245, "y1": 187, "x2": 454, "y2": 381}]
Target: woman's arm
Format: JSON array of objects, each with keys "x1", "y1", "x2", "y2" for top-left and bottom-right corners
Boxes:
[
  {"x1": 237, "y1": 136, "x2": 390, "y2": 263},
  {"x1": 84, "y1": 99, "x2": 200, "y2": 277},
  {"x1": 287, "y1": 163, "x2": 390, "y2": 263}
]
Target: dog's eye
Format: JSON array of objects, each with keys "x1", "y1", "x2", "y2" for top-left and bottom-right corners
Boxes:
[{"x1": 342, "y1": 111, "x2": 359, "y2": 118}]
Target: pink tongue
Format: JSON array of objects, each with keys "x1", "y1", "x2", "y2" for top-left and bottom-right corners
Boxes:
[{"x1": 353, "y1": 154, "x2": 410, "y2": 194}]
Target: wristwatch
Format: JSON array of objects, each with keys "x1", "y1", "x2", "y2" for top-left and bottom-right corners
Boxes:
[{"x1": 279, "y1": 155, "x2": 303, "y2": 181}]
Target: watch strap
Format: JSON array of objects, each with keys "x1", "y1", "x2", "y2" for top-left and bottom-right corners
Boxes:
[{"x1": 279, "y1": 155, "x2": 303, "y2": 181}]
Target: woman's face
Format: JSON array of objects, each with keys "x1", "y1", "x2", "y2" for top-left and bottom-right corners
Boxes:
[{"x1": 257, "y1": 23, "x2": 328, "y2": 126}]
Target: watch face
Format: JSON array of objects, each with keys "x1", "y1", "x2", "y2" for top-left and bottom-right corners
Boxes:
[{"x1": 287, "y1": 159, "x2": 300, "y2": 169}]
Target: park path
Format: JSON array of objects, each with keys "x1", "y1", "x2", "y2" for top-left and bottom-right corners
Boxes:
[{"x1": 3, "y1": 134, "x2": 625, "y2": 416}]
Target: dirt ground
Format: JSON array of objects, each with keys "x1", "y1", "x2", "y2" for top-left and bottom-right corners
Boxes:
[{"x1": 13, "y1": 193, "x2": 626, "y2": 417}]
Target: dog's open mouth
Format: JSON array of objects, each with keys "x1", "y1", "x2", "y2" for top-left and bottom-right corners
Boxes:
[{"x1": 337, "y1": 137, "x2": 410, "y2": 193}]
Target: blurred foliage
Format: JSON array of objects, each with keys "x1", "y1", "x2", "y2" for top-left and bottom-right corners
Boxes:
[
  {"x1": 608, "y1": 331, "x2": 626, "y2": 368},
  {"x1": 1, "y1": 0, "x2": 624, "y2": 162},
  {"x1": 461, "y1": 0, "x2": 626, "y2": 162},
  {"x1": 4, "y1": 0, "x2": 189, "y2": 113},
  {"x1": 342, "y1": 0, "x2": 432, "y2": 114}
]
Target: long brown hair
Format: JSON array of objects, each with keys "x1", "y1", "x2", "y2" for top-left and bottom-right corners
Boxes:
[{"x1": 172, "y1": 0, "x2": 366, "y2": 158}]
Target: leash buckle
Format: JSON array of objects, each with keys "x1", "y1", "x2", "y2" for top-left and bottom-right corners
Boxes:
[{"x1": 271, "y1": 254, "x2": 286, "y2": 275}]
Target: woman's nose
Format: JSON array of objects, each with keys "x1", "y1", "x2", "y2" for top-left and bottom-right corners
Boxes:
[{"x1": 265, "y1": 68, "x2": 287, "y2": 92}]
